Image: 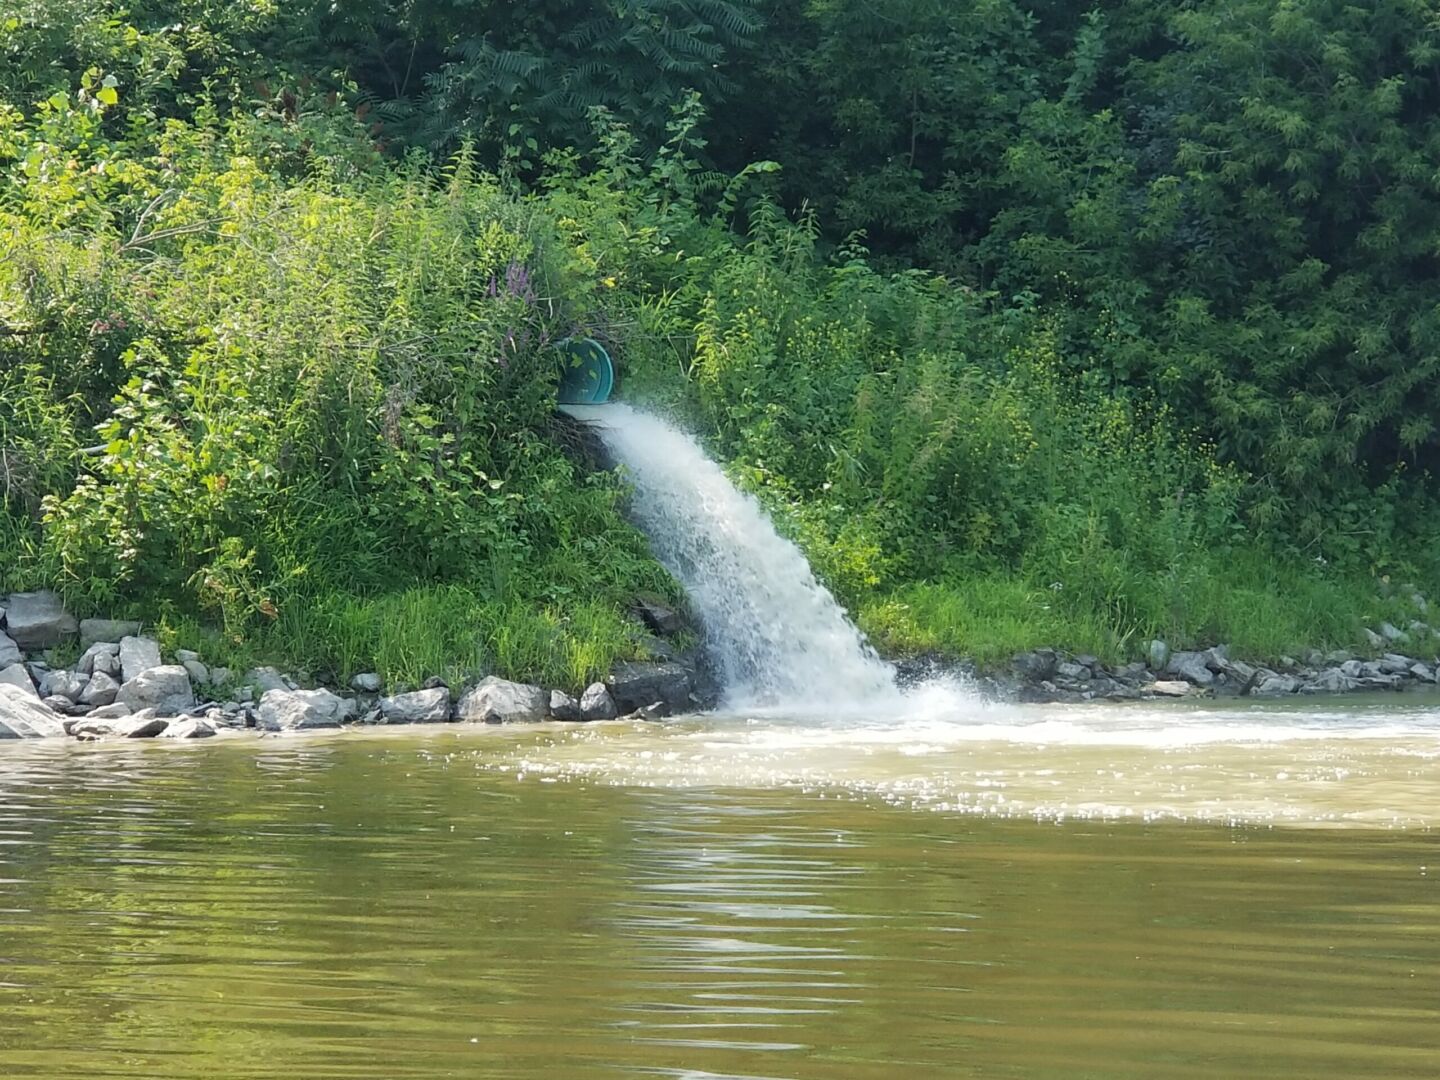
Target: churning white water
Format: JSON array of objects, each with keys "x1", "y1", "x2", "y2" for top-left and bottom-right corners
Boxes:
[{"x1": 570, "y1": 403, "x2": 904, "y2": 710}]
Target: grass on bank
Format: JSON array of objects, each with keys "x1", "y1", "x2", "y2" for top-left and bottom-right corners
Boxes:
[
  {"x1": 148, "y1": 586, "x2": 648, "y2": 692},
  {"x1": 857, "y1": 553, "x2": 1435, "y2": 667}
]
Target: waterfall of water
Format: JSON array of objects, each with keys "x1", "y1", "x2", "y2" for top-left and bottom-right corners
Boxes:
[{"x1": 570, "y1": 403, "x2": 903, "y2": 711}]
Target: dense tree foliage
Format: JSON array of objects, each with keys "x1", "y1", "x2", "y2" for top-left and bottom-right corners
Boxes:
[{"x1": 2, "y1": 0, "x2": 1437, "y2": 677}]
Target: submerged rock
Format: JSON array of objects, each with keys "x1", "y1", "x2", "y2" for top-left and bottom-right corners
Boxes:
[
  {"x1": 161, "y1": 717, "x2": 219, "y2": 739},
  {"x1": 0, "y1": 685, "x2": 65, "y2": 738},
  {"x1": 456, "y1": 678, "x2": 546, "y2": 724},
  {"x1": 2, "y1": 591, "x2": 77, "y2": 649}
]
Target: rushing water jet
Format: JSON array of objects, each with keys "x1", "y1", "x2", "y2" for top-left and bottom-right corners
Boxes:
[{"x1": 567, "y1": 403, "x2": 904, "y2": 711}]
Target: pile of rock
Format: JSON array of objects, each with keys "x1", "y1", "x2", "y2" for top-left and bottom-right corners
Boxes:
[
  {"x1": 990, "y1": 637, "x2": 1440, "y2": 704},
  {"x1": 0, "y1": 590, "x2": 702, "y2": 743}
]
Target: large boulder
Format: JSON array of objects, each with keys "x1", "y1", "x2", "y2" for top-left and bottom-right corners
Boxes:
[
  {"x1": 79, "y1": 618, "x2": 141, "y2": 648},
  {"x1": 257, "y1": 688, "x2": 354, "y2": 731},
  {"x1": 456, "y1": 677, "x2": 547, "y2": 724},
  {"x1": 245, "y1": 666, "x2": 293, "y2": 693},
  {"x1": 40, "y1": 670, "x2": 88, "y2": 703},
  {"x1": 2, "y1": 591, "x2": 77, "y2": 649},
  {"x1": 0, "y1": 632, "x2": 21, "y2": 669},
  {"x1": 376, "y1": 688, "x2": 452, "y2": 723},
  {"x1": 1164, "y1": 651, "x2": 1215, "y2": 686},
  {"x1": 0, "y1": 684, "x2": 66, "y2": 738},
  {"x1": 606, "y1": 662, "x2": 692, "y2": 714},
  {"x1": 116, "y1": 665, "x2": 196, "y2": 716},
  {"x1": 78, "y1": 671, "x2": 121, "y2": 707},
  {"x1": 1303, "y1": 669, "x2": 1357, "y2": 694},
  {"x1": 119, "y1": 636, "x2": 163, "y2": 683},
  {"x1": 1012, "y1": 649, "x2": 1058, "y2": 682},
  {"x1": 0, "y1": 663, "x2": 37, "y2": 697},
  {"x1": 1252, "y1": 673, "x2": 1302, "y2": 696},
  {"x1": 76, "y1": 641, "x2": 121, "y2": 677},
  {"x1": 579, "y1": 682, "x2": 618, "y2": 721},
  {"x1": 549, "y1": 689, "x2": 581, "y2": 721}
]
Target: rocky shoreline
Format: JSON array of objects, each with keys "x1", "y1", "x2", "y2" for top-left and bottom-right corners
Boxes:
[
  {"x1": 2, "y1": 589, "x2": 1438, "y2": 743},
  {"x1": 0, "y1": 591, "x2": 710, "y2": 742},
  {"x1": 910, "y1": 633, "x2": 1440, "y2": 705}
]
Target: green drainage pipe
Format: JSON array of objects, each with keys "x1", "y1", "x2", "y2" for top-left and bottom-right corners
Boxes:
[{"x1": 556, "y1": 338, "x2": 614, "y2": 404}]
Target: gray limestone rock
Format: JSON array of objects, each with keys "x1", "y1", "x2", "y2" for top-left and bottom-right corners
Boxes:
[
  {"x1": 549, "y1": 689, "x2": 581, "y2": 721},
  {"x1": 0, "y1": 684, "x2": 66, "y2": 738},
  {"x1": 2, "y1": 591, "x2": 77, "y2": 649},
  {"x1": 455, "y1": 677, "x2": 546, "y2": 724},
  {"x1": 79, "y1": 619, "x2": 141, "y2": 648},
  {"x1": 161, "y1": 717, "x2": 219, "y2": 739},
  {"x1": 0, "y1": 663, "x2": 37, "y2": 697},
  {"x1": 244, "y1": 666, "x2": 292, "y2": 693},
  {"x1": 1380, "y1": 622, "x2": 1410, "y2": 644},
  {"x1": 0, "y1": 632, "x2": 22, "y2": 669},
  {"x1": 1303, "y1": 669, "x2": 1356, "y2": 694},
  {"x1": 1147, "y1": 640, "x2": 1171, "y2": 671},
  {"x1": 84, "y1": 702, "x2": 131, "y2": 719},
  {"x1": 72, "y1": 714, "x2": 169, "y2": 739},
  {"x1": 119, "y1": 636, "x2": 163, "y2": 683},
  {"x1": 40, "y1": 670, "x2": 88, "y2": 702},
  {"x1": 377, "y1": 687, "x2": 452, "y2": 724},
  {"x1": 116, "y1": 665, "x2": 195, "y2": 716},
  {"x1": 1164, "y1": 651, "x2": 1215, "y2": 686},
  {"x1": 579, "y1": 682, "x2": 619, "y2": 721},
  {"x1": 606, "y1": 662, "x2": 693, "y2": 714},
  {"x1": 78, "y1": 671, "x2": 120, "y2": 707},
  {"x1": 1253, "y1": 674, "x2": 1302, "y2": 696},
  {"x1": 182, "y1": 659, "x2": 210, "y2": 685},
  {"x1": 257, "y1": 688, "x2": 355, "y2": 731},
  {"x1": 350, "y1": 672, "x2": 382, "y2": 693},
  {"x1": 76, "y1": 641, "x2": 120, "y2": 677}
]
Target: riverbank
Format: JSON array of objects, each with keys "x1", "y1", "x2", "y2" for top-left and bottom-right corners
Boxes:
[{"x1": 5, "y1": 587, "x2": 1440, "y2": 743}]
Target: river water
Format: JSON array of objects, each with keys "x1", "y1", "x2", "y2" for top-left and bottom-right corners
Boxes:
[{"x1": 2, "y1": 698, "x2": 1439, "y2": 1078}]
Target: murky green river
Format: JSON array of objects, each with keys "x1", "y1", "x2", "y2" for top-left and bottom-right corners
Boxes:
[{"x1": 3, "y1": 699, "x2": 1439, "y2": 1078}]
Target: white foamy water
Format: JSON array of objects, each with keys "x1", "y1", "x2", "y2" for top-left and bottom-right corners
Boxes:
[
  {"x1": 570, "y1": 403, "x2": 905, "y2": 710},
  {"x1": 479, "y1": 696, "x2": 1440, "y2": 828}
]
